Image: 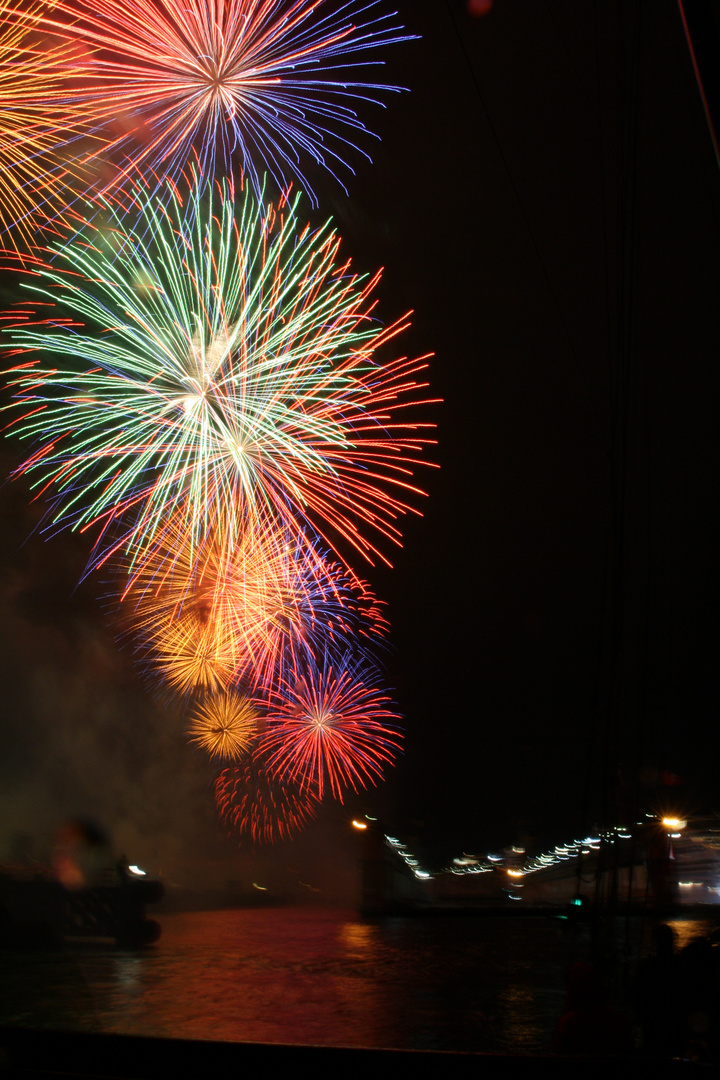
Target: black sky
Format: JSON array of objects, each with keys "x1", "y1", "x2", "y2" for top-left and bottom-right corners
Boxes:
[
  {"x1": 1, "y1": 0, "x2": 719, "y2": 870},
  {"x1": 340, "y1": 0, "x2": 720, "y2": 857}
]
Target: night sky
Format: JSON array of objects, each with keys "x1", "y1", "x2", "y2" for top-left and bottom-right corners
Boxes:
[{"x1": 1, "y1": 0, "x2": 719, "y2": 876}]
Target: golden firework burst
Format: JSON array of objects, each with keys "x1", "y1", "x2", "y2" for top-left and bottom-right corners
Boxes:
[
  {"x1": 188, "y1": 692, "x2": 259, "y2": 761},
  {"x1": 152, "y1": 613, "x2": 235, "y2": 696}
]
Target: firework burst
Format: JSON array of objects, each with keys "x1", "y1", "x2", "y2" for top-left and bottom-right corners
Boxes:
[
  {"x1": 2, "y1": 173, "x2": 435, "y2": 580},
  {"x1": 29, "y1": 0, "x2": 415, "y2": 202},
  {"x1": 188, "y1": 690, "x2": 259, "y2": 759},
  {"x1": 1, "y1": 0, "x2": 429, "y2": 848},
  {"x1": 151, "y1": 613, "x2": 235, "y2": 695},
  {"x1": 215, "y1": 752, "x2": 319, "y2": 844},
  {"x1": 260, "y1": 652, "x2": 401, "y2": 800},
  {"x1": 124, "y1": 513, "x2": 388, "y2": 694}
]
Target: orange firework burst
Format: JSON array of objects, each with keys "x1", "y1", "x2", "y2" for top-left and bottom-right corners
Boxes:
[
  {"x1": 120, "y1": 513, "x2": 236, "y2": 693},
  {"x1": 188, "y1": 691, "x2": 259, "y2": 760},
  {"x1": 123, "y1": 512, "x2": 388, "y2": 695}
]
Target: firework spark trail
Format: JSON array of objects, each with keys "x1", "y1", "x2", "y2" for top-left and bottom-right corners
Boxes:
[
  {"x1": 260, "y1": 651, "x2": 402, "y2": 801},
  {"x1": 25, "y1": 0, "x2": 416, "y2": 202},
  {"x1": 2, "y1": 173, "x2": 436, "y2": 581}
]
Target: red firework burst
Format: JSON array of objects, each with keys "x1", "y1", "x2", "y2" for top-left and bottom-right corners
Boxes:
[
  {"x1": 259, "y1": 654, "x2": 402, "y2": 801},
  {"x1": 215, "y1": 751, "x2": 319, "y2": 844}
]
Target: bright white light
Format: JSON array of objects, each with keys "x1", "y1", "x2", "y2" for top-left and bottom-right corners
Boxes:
[{"x1": 128, "y1": 865, "x2": 146, "y2": 876}]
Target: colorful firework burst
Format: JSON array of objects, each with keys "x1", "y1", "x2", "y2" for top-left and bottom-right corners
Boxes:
[
  {"x1": 188, "y1": 690, "x2": 259, "y2": 759},
  {"x1": 29, "y1": 0, "x2": 415, "y2": 202},
  {"x1": 2, "y1": 173, "x2": 435, "y2": 580},
  {"x1": 215, "y1": 752, "x2": 319, "y2": 844},
  {"x1": 0, "y1": 1, "x2": 428, "y2": 849},
  {"x1": 260, "y1": 652, "x2": 401, "y2": 800}
]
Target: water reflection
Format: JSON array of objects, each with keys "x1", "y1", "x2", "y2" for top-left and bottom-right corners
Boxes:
[
  {"x1": 2, "y1": 909, "x2": 719, "y2": 1053},
  {"x1": 668, "y1": 917, "x2": 718, "y2": 952}
]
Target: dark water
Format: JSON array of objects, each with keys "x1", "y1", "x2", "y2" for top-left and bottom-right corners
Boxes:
[{"x1": 2, "y1": 909, "x2": 718, "y2": 1053}]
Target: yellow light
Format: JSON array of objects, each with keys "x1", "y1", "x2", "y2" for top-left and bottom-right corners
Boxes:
[
  {"x1": 507, "y1": 868, "x2": 524, "y2": 878},
  {"x1": 661, "y1": 817, "x2": 686, "y2": 830},
  {"x1": 351, "y1": 820, "x2": 368, "y2": 830}
]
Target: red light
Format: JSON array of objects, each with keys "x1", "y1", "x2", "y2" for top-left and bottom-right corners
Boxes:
[{"x1": 467, "y1": 0, "x2": 493, "y2": 16}]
